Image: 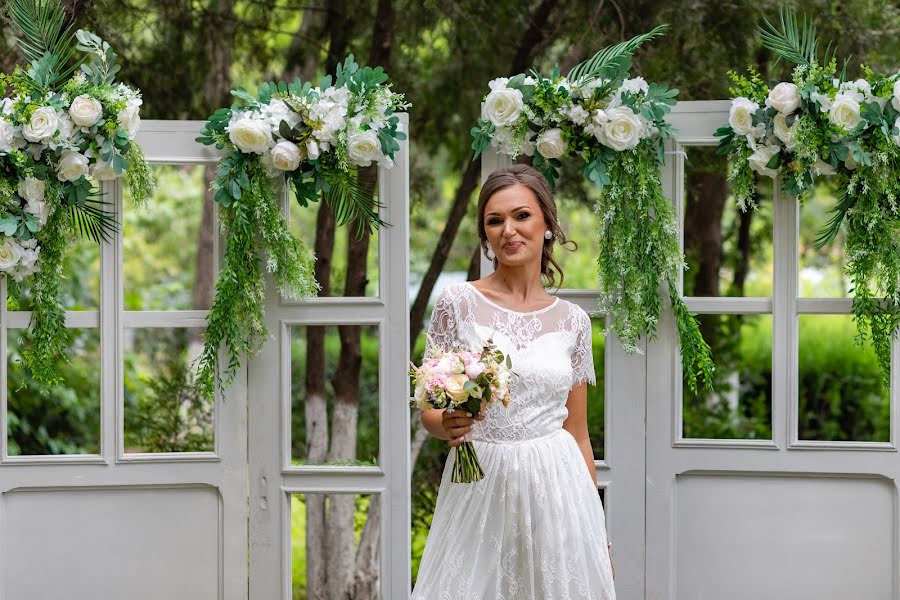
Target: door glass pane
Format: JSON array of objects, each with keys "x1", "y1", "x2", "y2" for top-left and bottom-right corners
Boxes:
[
  {"x1": 682, "y1": 314, "x2": 773, "y2": 440},
  {"x1": 291, "y1": 324, "x2": 379, "y2": 466},
  {"x1": 682, "y1": 146, "x2": 773, "y2": 297},
  {"x1": 124, "y1": 327, "x2": 213, "y2": 453},
  {"x1": 7, "y1": 328, "x2": 100, "y2": 455},
  {"x1": 551, "y1": 194, "x2": 599, "y2": 290},
  {"x1": 124, "y1": 164, "x2": 214, "y2": 310},
  {"x1": 291, "y1": 493, "x2": 381, "y2": 599},
  {"x1": 798, "y1": 314, "x2": 888, "y2": 441},
  {"x1": 799, "y1": 184, "x2": 850, "y2": 298}
]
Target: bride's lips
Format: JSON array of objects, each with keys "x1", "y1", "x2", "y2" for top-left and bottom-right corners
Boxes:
[{"x1": 502, "y1": 241, "x2": 523, "y2": 251}]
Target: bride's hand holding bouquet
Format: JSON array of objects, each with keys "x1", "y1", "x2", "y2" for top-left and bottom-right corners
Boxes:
[{"x1": 410, "y1": 337, "x2": 512, "y2": 483}]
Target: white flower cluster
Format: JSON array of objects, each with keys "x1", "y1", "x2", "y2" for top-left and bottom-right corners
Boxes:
[
  {"x1": 225, "y1": 84, "x2": 401, "y2": 171},
  {"x1": 481, "y1": 76, "x2": 657, "y2": 159},
  {"x1": 0, "y1": 83, "x2": 143, "y2": 278},
  {"x1": 730, "y1": 76, "x2": 900, "y2": 179}
]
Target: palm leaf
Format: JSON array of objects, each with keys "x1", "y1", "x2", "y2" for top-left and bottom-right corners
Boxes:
[
  {"x1": 815, "y1": 187, "x2": 854, "y2": 249},
  {"x1": 758, "y1": 6, "x2": 822, "y2": 67},
  {"x1": 68, "y1": 196, "x2": 118, "y2": 243},
  {"x1": 6, "y1": 0, "x2": 80, "y2": 87},
  {"x1": 567, "y1": 24, "x2": 669, "y2": 86},
  {"x1": 323, "y1": 172, "x2": 386, "y2": 238}
]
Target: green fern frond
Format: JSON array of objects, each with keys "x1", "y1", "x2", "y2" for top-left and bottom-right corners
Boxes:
[
  {"x1": 567, "y1": 24, "x2": 669, "y2": 86},
  {"x1": 68, "y1": 196, "x2": 118, "y2": 243},
  {"x1": 758, "y1": 6, "x2": 821, "y2": 67},
  {"x1": 815, "y1": 188, "x2": 854, "y2": 249},
  {"x1": 6, "y1": 0, "x2": 80, "y2": 88},
  {"x1": 324, "y1": 171, "x2": 386, "y2": 238}
]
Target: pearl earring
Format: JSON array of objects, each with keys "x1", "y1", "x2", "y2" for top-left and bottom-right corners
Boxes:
[
  {"x1": 544, "y1": 230, "x2": 553, "y2": 240},
  {"x1": 484, "y1": 246, "x2": 494, "y2": 260}
]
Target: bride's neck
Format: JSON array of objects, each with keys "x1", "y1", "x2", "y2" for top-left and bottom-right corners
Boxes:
[{"x1": 484, "y1": 265, "x2": 548, "y2": 302}]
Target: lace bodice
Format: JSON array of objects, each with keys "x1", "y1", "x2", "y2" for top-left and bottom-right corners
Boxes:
[{"x1": 424, "y1": 282, "x2": 596, "y2": 443}]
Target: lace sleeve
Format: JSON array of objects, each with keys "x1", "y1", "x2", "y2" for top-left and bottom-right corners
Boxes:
[
  {"x1": 424, "y1": 287, "x2": 457, "y2": 356},
  {"x1": 571, "y1": 307, "x2": 596, "y2": 387}
]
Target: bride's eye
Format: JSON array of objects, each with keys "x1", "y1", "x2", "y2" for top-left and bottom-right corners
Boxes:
[
  {"x1": 486, "y1": 218, "x2": 501, "y2": 225},
  {"x1": 516, "y1": 212, "x2": 529, "y2": 219}
]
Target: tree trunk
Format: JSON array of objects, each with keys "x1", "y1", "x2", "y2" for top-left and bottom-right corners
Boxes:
[
  {"x1": 732, "y1": 206, "x2": 754, "y2": 296},
  {"x1": 194, "y1": 169, "x2": 216, "y2": 311}
]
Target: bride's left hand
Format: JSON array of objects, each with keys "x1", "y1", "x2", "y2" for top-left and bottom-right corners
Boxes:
[{"x1": 608, "y1": 542, "x2": 615, "y2": 580}]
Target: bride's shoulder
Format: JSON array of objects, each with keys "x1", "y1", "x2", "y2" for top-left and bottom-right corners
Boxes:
[{"x1": 558, "y1": 299, "x2": 593, "y2": 328}]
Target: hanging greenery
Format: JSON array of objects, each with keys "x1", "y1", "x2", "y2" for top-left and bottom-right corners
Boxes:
[
  {"x1": 471, "y1": 26, "x2": 714, "y2": 392},
  {"x1": 195, "y1": 55, "x2": 408, "y2": 399},
  {"x1": 716, "y1": 7, "x2": 900, "y2": 383},
  {"x1": 0, "y1": 0, "x2": 154, "y2": 388}
]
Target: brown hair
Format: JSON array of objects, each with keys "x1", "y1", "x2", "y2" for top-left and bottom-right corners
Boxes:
[{"x1": 476, "y1": 164, "x2": 576, "y2": 290}]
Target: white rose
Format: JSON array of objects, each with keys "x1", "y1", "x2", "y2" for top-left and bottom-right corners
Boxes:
[
  {"x1": 56, "y1": 115, "x2": 73, "y2": 142},
  {"x1": 748, "y1": 145, "x2": 781, "y2": 178},
  {"x1": 892, "y1": 117, "x2": 900, "y2": 147},
  {"x1": 270, "y1": 140, "x2": 302, "y2": 171},
  {"x1": 90, "y1": 160, "x2": 119, "y2": 181},
  {"x1": 620, "y1": 76, "x2": 649, "y2": 96},
  {"x1": 346, "y1": 130, "x2": 382, "y2": 167},
  {"x1": 729, "y1": 97, "x2": 760, "y2": 135},
  {"x1": 228, "y1": 117, "x2": 272, "y2": 154},
  {"x1": 482, "y1": 86, "x2": 524, "y2": 127},
  {"x1": 117, "y1": 105, "x2": 141, "y2": 139},
  {"x1": 0, "y1": 120, "x2": 15, "y2": 152},
  {"x1": 22, "y1": 106, "x2": 59, "y2": 142},
  {"x1": 445, "y1": 373, "x2": 471, "y2": 405},
  {"x1": 535, "y1": 128, "x2": 566, "y2": 159},
  {"x1": 893, "y1": 81, "x2": 900, "y2": 113},
  {"x1": 18, "y1": 177, "x2": 45, "y2": 203},
  {"x1": 765, "y1": 82, "x2": 801, "y2": 114},
  {"x1": 25, "y1": 198, "x2": 49, "y2": 226},
  {"x1": 68, "y1": 94, "x2": 103, "y2": 127},
  {"x1": 305, "y1": 139, "x2": 320, "y2": 161},
  {"x1": 598, "y1": 106, "x2": 643, "y2": 151},
  {"x1": 815, "y1": 158, "x2": 836, "y2": 176},
  {"x1": 0, "y1": 239, "x2": 21, "y2": 271},
  {"x1": 57, "y1": 150, "x2": 89, "y2": 182},
  {"x1": 773, "y1": 113, "x2": 798, "y2": 151},
  {"x1": 829, "y1": 94, "x2": 862, "y2": 130}
]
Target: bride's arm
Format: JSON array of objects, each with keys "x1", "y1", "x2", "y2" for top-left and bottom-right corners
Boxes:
[{"x1": 562, "y1": 383, "x2": 598, "y2": 487}]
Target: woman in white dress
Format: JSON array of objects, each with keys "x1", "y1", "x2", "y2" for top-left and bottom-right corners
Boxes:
[{"x1": 412, "y1": 164, "x2": 616, "y2": 599}]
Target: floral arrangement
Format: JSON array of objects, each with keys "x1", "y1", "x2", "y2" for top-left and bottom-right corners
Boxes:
[
  {"x1": 471, "y1": 26, "x2": 714, "y2": 392},
  {"x1": 410, "y1": 337, "x2": 512, "y2": 483},
  {"x1": 196, "y1": 55, "x2": 408, "y2": 399},
  {"x1": 0, "y1": 0, "x2": 153, "y2": 387},
  {"x1": 716, "y1": 8, "x2": 900, "y2": 382}
]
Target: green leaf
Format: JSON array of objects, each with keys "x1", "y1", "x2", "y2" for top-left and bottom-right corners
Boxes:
[
  {"x1": 0, "y1": 218, "x2": 19, "y2": 236},
  {"x1": 567, "y1": 24, "x2": 669, "y2": 86},
  {"x1": 758, "y1": 6, "x2": 823, "y2": 67},
  {"x1": 765, "y1": 151, "x2": 782, "y2": 169}
]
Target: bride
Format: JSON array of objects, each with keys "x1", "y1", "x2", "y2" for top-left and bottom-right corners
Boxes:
[{"x1": 411, "y1": 164, "x2": 616, "y2": 599}]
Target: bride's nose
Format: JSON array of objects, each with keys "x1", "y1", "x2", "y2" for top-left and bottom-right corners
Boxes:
[{"x1": 502, "y1": 218, "x2": 516, "y2": 236}]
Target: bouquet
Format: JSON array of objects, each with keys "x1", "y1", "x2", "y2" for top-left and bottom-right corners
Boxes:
[
  {"x1": 194, "y1": 54, "x2": 409, "y2": 399},
  {"x1": 410, "y1": 337, "x2": 512, "y2": 483},
  {"x1": 471, "y1": 25, "x2": 714, "y2": 393},
  {"x1": 0, "y1": 0, "x2": 153, "y2": 386},
  {"x1": 715, "y1": 8, "x2": 900, "y2": 382}
]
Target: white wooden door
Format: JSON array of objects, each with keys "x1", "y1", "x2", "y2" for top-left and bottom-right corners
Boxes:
[
  {"x1": 646, "y1": 101, "x2": 899, "y2": 599},
  {"x1": 0, "y1": 121, "x2": 248, "y2": 600},
  {"x1": 247, "y1": 114, "x2": 410, "y2": 599}
]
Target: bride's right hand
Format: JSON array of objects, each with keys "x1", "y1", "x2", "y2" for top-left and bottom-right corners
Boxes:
[{"x1": 442, "y1": 409, "x2": 485, "y2": 447}]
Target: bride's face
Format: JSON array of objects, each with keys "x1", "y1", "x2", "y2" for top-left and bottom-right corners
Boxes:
[{"x1": 483, "y1": 184, "x2": 547, "y2": 269}]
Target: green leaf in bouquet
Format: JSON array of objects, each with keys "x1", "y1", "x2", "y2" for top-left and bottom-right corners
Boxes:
[
  {"x1": 0, "y1": 217, "x2": 19, "y2": 236},
  {"x1": 231, "y1": 88, "x2": 257, "y2": 106},
  {"x1": 758, "y1": 6, "x2": 828, "y2": 68},
  {"x1": 765, "y1": 151, "x2": 782, "y2": 170},
  {"x1": 463, "y1": 380, "x2": 477, "y2": 392},
  {"x1": 67, "y1": 190, "x2": 117, "y2": 243},
  {"x1": 815, "y1": 187, "x2": 855, "y2": 248},
  {"x1": 464, "y1": 397, "x2": 481, "y2": 415},
  {"x1": 567, "y1": 24, "x2": 669, "y2": 87},
  {"x1": 860, "y1": 101, "x2": 883, "y2": 126},
  {"x1": 470, "y1": 121, "x2": 495, "y2": 158},
  {"x1": 291, "y1": 177, "x2": 319, "y2": 208},
  {"x1": 849, "y1": 142, "x2": 871, "y2": 166},
  {"x1": 8, "y1": 0, "x2": 81, "y2": 89}
]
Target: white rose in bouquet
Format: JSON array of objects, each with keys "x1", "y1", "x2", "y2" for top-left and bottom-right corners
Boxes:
[
  {"x1": 748, "y1": 145, "x2": 781, "y2": 178},
  {"x1": 22, "y1": 106, "x2": 59, "y2": 142},
  {"x1": 305, "y1": 139, "x2": 320, "y2": 161},
  {"x1": 347, "y1": 130, "x2": 382, "y2": 166},
  {"x1": 773, "y1": 113, "x2": 798, "y2": 150},
  {"x1": 765, "y1": 82, "x2": 801, "y2": 114},
  {"x1": 815, "y1": 158, "x2": 836, "y2": 176},
  {"x1": 598, "y1": 106, "x2": 643, "y2": 151},
  {"x1": 0, "y1": 239, "x2": 22, "y2": 271},
  {"x1": 270, "y1": 140, "x2": 302, "y2": 171},
  {"x1": 115, "y1": 98, "x2": 142, "y2": 139},
  {"x1": 728, "y1": 97, "x2": 759, "y2": 135},
  {"x1": 18, "y1": 177, "x2": 45, "y2": 203},
  {"x1": 69, "y1": 95, "x2": 103, "y2": 127},
  {"x1": 25, "y1": 197, "x2": 50, "y2": 226},
  {"x1": 829, "y1": 94, "x2": 862, "y2": 130},
  {"x1": 893, "y1": 81, "x2": 900, "y2": 113},
  {"x1": 535, "y1": 128, "x2": 566, "y2": 159},
  {"x1": 228, "y1": 116, "x2": 273, "y2": 155},
  {"x1": 57, "y1": 150, "x2": 89, "y2": 182},
  {"x1": 0, "y1": 119, "x2": 16, "y2": 152},
  {"x1": 482, "y1": 83, "x2": 524, "y2": 127},
  {"x1": 90, "y1": 160, "x2": 119, "y2": 181},
  {"x1": 445, "y1": 373, "x2": 471, "y2": 405}
]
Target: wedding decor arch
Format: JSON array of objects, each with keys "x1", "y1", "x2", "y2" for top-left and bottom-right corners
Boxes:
[
  {"x1": 716, "y1": 8, "x2": 900, "y2": 382},
  {"x1": 0, "y1": 0, "x2": 154, "y2": 387},
  {"x1": 195, "y1": 55, "x2": 408, "y2": 399},
  {"x1": 471, "y1": 26, "x2": 714, "y2": 392}
]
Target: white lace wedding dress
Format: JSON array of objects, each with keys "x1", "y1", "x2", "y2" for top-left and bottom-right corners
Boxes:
[{"x1": 411, "y1": 282, "x2": 616, "y2": 600}]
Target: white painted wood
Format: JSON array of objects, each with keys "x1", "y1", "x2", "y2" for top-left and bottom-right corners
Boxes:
[
  {"x1": 0, "y1": 123, "x2": 248, "y2": 600},
  {"x1": 247, "y1": 114, "x2": 409, "y2": 599}
]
